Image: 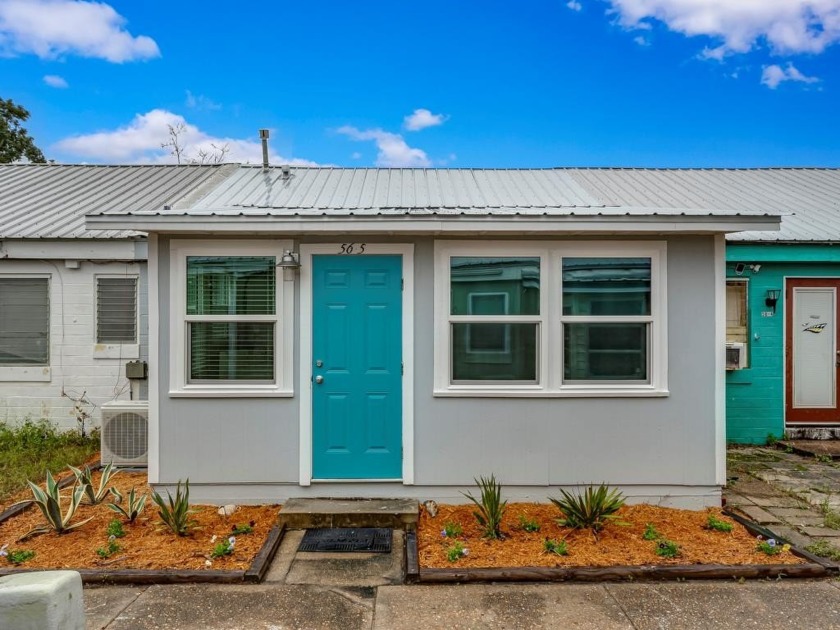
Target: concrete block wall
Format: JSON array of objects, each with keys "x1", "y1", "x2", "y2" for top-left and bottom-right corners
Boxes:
[
  {"x1": 725, "y1": 249, "x2": 840, "y2": 444},
  {"x1": 0, "y1": 259, "x2": 147, "y2": 431}
]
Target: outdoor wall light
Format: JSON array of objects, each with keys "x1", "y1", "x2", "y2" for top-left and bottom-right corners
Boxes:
[
  {"x1": 276, "y1": 251, "x2": 301, "y2": 270},
  {"x1": 765, "y1": 289, "x2": 781, "y2": 313}
]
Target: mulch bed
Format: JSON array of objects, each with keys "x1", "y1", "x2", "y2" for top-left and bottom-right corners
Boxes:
[
  {"x1": 410, "y1": 503, "x2": 834, "y2": 582},
  {"x1": 0, "y1": 468, "x2": 283, "y2": 582}
]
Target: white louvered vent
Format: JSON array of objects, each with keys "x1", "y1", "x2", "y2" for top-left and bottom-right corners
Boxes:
[
  {"x1": 97, "y1": 277, "x2": 138, "y2": 344},
  {"x1": 101, "y1": 401, "x2": 148, "y2": 466}
]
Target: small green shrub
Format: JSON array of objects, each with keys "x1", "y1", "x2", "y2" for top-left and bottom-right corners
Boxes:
[
  {"x1": 642, "y1": 523, "x2": 661, "y2": 541},
  {"x1": 107, "y1": 486, "x2": 147, "y2": 523},
  {"x1": 96, "y1": 536, "x2": 121, "y2": 559},
  {"x1": 16, "y1": 470, "x2": 93, "y2": 536},
  {"x1": 766, "y1": 433, "x2": 779, "y2": 446},
  {"x1": 815, "y1": 454, "x2": 834, "y2": 464},
  {"x1": 655, "y1": 540, "x2": 680, "y2": 558},
  {"x1": 549, "y1": 484, "x2": 625, "y2": 534},
  {"x1": 151, "y1": 479, "x2": 196, "y2": 536},
  {"x1": 518, "y1": 515, "x2": 541, "y2": 532},
  {"x1": 462, "y1": 474, "x2": 507, "y2": 540},
  {"x1": 211, "y1": 536, "x2": 236, "y2": 559},
  {"x1": 705, "y1": 514, "x2": 734, "y2": 533},
  {"x1": 756, "y1": 539, "x2": 781, "y2": 555},
  {"x1": 442, "y1": 521, "x2": 462, "y2": 538},
  {"x1": 69, "y1": 462, "x2": 119, "y2": 505},
  {"x1": 446, "y1": 541, "x2": 467, "y2": 562},
  {"x1": 231, "y1": 521, "x2": 255, "y2": 536},
  {"x1": 543, "y1": 538, "x2": 568, "y2": 556},
  {"x1": 106, "y1": 519, "x2": 126, "y2": 538},
  {"x1": 0, "y1": 545, "x2": 35, "y2": 565}
]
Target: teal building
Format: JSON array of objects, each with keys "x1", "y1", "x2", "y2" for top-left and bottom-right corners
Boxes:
[{"x1": 726, "y1": 171, "x2": 840, "y2": 443}]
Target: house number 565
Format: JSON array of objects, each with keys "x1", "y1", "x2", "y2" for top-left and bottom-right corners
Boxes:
[{"x1": 339, "y1": 243, "x2": 366, "y2": 254}]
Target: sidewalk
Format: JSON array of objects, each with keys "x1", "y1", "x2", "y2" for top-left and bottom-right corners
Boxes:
[{"x1": 85, "y1": 580, "x2": 840, "y2": 629}]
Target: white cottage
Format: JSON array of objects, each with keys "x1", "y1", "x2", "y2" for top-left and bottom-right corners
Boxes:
[
  {"x1": 0, "y1": 164, "x2": 224, "y2": 430},
  {"x1": 86, "y1": 165, "x2": 780, "y2": 508}
]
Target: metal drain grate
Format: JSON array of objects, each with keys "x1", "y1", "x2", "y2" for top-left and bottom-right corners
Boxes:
[{"x1": 298, "y1": 528, "x2": 392, "y2": 553}]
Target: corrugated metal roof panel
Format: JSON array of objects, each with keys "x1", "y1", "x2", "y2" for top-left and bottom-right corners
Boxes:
[{"x1": 0, "y1": 163, "x2": 232, "y2": 239}]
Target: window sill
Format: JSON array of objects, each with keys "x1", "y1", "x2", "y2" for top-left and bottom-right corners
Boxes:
[
  {"x1": 433, "y1": 387, "x2": 670, "y2": 398},
  {"x1": 0, "y1": 366, "x2": 51, "y2": 382},
  {"x1": 93, "y1": 344, "x2": 139, "y2": 360},
  {"x1": 168, "y1": 387, "x2": 294, "y2": 399}
]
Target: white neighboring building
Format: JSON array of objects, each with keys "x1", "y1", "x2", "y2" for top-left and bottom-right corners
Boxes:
[{"x1": 0, "y1": 164, "x2": 228, "y2": 430}]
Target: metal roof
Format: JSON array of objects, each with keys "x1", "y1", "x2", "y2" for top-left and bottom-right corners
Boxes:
[
  {"x1": 0, "y1": 163, "x2": 233, "y2": 239},
  {"x1": 142, "y1": 166, "x2": 787, "y2": 219}
]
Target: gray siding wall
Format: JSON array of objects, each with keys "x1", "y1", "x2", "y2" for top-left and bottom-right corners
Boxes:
[{"x1": 156, "y1": 235, "x2": 716, "y2": 492}]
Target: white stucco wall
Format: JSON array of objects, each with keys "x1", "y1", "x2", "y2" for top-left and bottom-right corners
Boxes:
[{"x1": 0, "y1": 258, "x2": 147, "y2": 430}]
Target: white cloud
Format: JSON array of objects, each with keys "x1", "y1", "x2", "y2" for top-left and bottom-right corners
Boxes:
[
  {"x1": 0, "y1": 0, "x2": 159, "y2": 62},
  {"x1": 185, "y1": 90, "x2": 221, "y2": 111},
  {"x1": 633, "y1": 35, "x2": 649, "y2": 46},
  {"x1": 43, "y1": 74, "x2": 68, "y2": 88},
  {"x1": 761, "y1": 62, "x2": 819, "y2": 89},
  {"x1": 337, "y1": 125, "x2": 431, "y2": 167},
  {"x1": 403, "y1": 108, "x2": 447, "y2": 131},
  {"x1": 567, "y1": 1, "x2": 582, "y2": 11},
  {"x1": 605, "y1": 0, "x2": 840, "y2": 56},
  {"x1": 351, "y1": 151, "x2": 362, "y2": 160},
  {"x1": 53, "y1": 109, "x2": 318, "y2": 165}
]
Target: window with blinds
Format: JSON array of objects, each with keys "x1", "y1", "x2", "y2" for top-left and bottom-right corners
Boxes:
[
  {"x1": 97, "y1": 277, "x2": 138, "y2": 344},
  {"x1": 0, "y1": 277, "x2": 49, "y2": 365},
  {"x1": 186, "y1": 256, "x2": 276, "y2": 382}
]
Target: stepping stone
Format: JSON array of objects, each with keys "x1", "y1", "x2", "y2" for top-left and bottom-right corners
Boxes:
[
  {"x1": 739, "y1": 505, "x2": 782, "y2": 525},
  {"x1": 799, "y1": 526, "x2": 840, "y2": 538}
]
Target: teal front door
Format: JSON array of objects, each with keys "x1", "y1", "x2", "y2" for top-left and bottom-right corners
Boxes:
[{"x1": 312, "y1": 255, "x2": 403, "y2": 479}]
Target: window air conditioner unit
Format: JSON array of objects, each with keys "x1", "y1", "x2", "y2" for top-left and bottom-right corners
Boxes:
[
  {"x1": 726, "y1": 342, "x2": 747, "y2": 370},
  {"x1": 100, "y1": 401, "x2": 148, "y2": 467}
]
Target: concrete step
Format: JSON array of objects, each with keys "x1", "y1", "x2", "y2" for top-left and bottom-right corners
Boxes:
[{"x1": 278, "y1": 498, "x2": 419, "y2": 530}]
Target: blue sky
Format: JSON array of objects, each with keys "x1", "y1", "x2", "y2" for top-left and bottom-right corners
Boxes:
[{"x1": 2, "y1": 0, "x2": 840, "y2": 167}]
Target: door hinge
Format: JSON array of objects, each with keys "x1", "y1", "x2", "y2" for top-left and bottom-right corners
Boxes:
[
  {"x1": 401, "y1": 278, "x2": 404, "y2": 291},
  {"x1": 401, "y1": 362, "x2": 404, "y2": 376}
]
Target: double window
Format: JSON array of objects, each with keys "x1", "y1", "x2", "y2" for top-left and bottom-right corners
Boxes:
[
  {"x1": 0, "y1": 277, "x2": 49, "y2": 366},
  {"x1": 435, "y1": 241, "x2": 667, "y2": 396},
  {"x1": 169, "y1": 241, "x2": 293, "y2": 396}
]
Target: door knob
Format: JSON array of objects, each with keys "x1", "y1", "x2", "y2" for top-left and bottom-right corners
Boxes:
[{"x1": 315, "y1": 375, "x2": 324, "y2": 384}]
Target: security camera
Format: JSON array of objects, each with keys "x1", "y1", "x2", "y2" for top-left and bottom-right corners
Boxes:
[{"x1": 734, "y1": 263, "x2": 745, "y2": 275}]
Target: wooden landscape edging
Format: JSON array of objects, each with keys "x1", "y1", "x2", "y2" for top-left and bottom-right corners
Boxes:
[
  {"x1": 409, "y1": 513, "x2": 834, "y2": 584},
  {"x1": 0, "y1": 468, "x2": 287, "y2": 584}
]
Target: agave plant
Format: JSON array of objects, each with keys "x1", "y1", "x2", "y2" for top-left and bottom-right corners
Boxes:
[
  {"x1": 19, "y1": 471, "x2": 93, "y2": 536},
  {"x1": 549, "y1": 483, "x2": 625, "y2": 535},
  {"x1": 462, "y1": 474, "x2": 507, "y2": 539},
  {"x1": 69, "y1": 462, "x2": 119, "y2": 505},
  {"x1": 107, "y1": 486, "x2": 148, "y2": 523},
  {"x1": 151, "y1": 479, "x2": 196, "y2": 536}
]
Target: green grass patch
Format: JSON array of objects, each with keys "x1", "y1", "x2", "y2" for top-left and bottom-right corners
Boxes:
[
  {"x1": 0, "y1": 420, "x2": 99, "y2": 503},
  {"x1": 805, "y1": 540, "x2": 840, "y2": 561}
]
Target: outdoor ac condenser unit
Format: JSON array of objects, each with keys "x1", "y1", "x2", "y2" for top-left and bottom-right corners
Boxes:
[
  {"x1": 100, "y1": 401, "x2": 148, "y2": 467},
  {"x1": 725, "y1": 342, "x2": 747, "y2": 370}
]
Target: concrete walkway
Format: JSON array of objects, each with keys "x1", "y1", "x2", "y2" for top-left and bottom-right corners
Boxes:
[{"x1": 84, "y1": 580, "x2": 840, "y2": 629}]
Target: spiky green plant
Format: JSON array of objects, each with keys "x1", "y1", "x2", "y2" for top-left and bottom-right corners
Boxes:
[
  {"x1": 107, "y1": 486, "x2": 148, "y2": 523},
  {"x1": 69, "y1": 462, "x2": 119, "y2": 505},
  {"x1": 18, "y1": 470, "x2": 93, "y2": 535},
  {"x1": 549, "y1": 483, "x2": 625, "y2": 534},
  {"x1": 462, "y1": 474, "x2": 507, "y2": 539},
  {"x1": 151, "y1": 479, "x2": 196, "y2": 536}
]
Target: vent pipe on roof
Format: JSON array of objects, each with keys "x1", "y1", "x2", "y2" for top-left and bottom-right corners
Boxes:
[{"x1": 259, "y1": 129, "x2": 270, "y2": 171}]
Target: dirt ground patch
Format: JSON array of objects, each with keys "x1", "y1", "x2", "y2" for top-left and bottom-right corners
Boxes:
[
  {"x1": 418, "y1": 503, "x2": 804, "y2": 569},
  {"x1": 0, "y1": 470, "x2": 279, "y2": 571}
]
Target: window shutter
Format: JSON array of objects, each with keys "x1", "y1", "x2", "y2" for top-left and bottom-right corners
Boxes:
[
  {"x1": 0, "y1": 278, "x2": 49, "y2": 365},
  {"x1": 97, "y1": 277, "x2": 137, "y2": 344}
]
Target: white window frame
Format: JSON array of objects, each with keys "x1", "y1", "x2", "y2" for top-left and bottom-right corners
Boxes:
[
  {"x1": 434, "y1": 240, "x2": 668, "y2": 397},
  {"x1": 0, "y1": 274, "x2": 51, "y2": 382},
  {"x1": 169, "y1": 240, "x2": 294, "y2": 397},
  {"x1": 93, "y1": 274, "x2": 140, "y2": 360}
]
